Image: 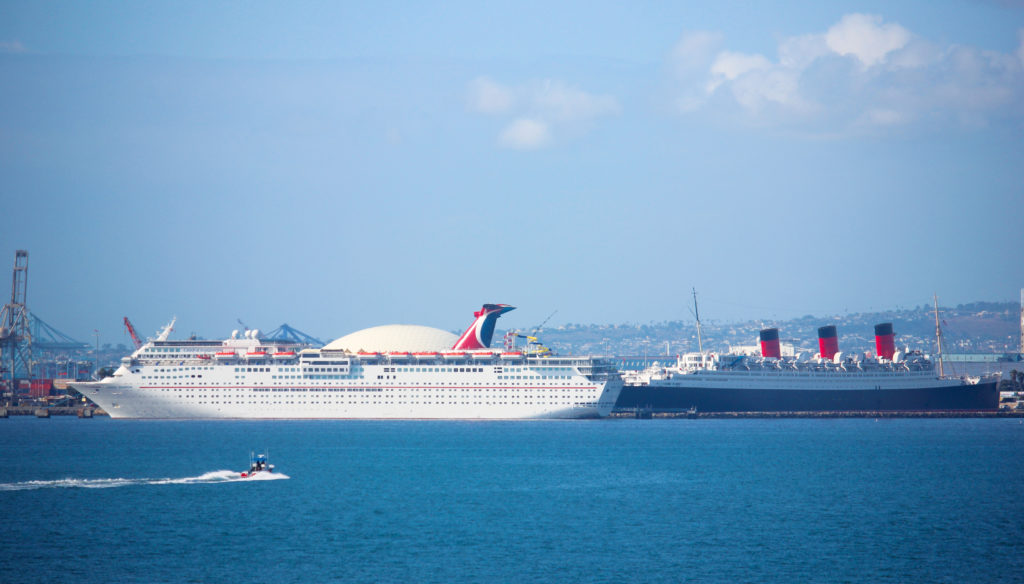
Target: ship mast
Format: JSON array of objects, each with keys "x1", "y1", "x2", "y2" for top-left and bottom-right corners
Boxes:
[
  {"x1": 692, "y1": 287, "x2": 704, "y2": 354},
  {"x1": 933, "y1": 294, "x2": 945, "y2": 377},
  {"x1": 156, "y1": 317, "x2": 176, "y2": 342}
]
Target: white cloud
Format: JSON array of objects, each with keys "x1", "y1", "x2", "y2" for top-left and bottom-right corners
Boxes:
[
  {"x1": 710, "y1": 52, "x2": 772, "y2": 82},
  {"x1": 499, "y1": 118, "x2": 550, "y2": 150},
  {"x1": 670, "y1": 31, "x2": 724, "y2": 112},
  {"x1": 670, "y1": 31, "x2": 723, "y2": 76},
  {"x1": 666, "y1": 14, "x2": 1024, "y2": 134},
  {"x1": 0, "y1": 40, "x2": 26, "y2": 53},
  {"x1": 708, "y1": 51, "x2": 772, "y2": 92},
  {"x1": 886, "y1": 38, "x2": 942, "y2": 70},
  {"x1": 778, "y1": 34, "x2": 830, "y2": 70},
  {"x1": 467, "y1": 78, "x2": 619, "y2": 148},
  {"x1": 531, "y1": 80, "x2": 620, "y2": 122},
  {"x1": 467, "y1": 76, "x2": 515, "y2": 114},
  {"x1": 859, "y1": 109, "x2": 909, "y2": 127},
  {"x1": 1017, "y1": 29, "x2": 1024, "y2": 65},
  {"x1": 825, "y1": 14, "x2": 910, "y2": 67},
  {"x1": 935, "y1": 45, "x2": 1019, "y2": 112},
  {"x1": 708, "y1": 52, "x2": 806, "y2": 111},
  {"x1": 731, "y1": 68, "x2": 804, "y2": 111}
]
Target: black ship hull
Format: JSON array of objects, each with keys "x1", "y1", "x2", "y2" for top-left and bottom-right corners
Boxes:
[{"x1": 615, "y1": 380, "x2": 1000, "y2": 413}]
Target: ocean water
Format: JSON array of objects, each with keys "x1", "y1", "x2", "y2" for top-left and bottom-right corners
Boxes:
[{"x1": 1, "y1": 418, "x2": 1023, "y2": 583}]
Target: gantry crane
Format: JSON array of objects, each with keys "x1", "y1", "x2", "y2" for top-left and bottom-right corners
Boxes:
[{"x1": 0, "y1": 250, "x2": 31, "y2": 401}]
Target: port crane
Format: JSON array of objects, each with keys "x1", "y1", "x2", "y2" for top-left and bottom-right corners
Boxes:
[
  {"x1": 531, "y1": 310, "x2": 558, "y2": 334},
  {"x1": 123, "y1": 317, "x2": 143, "y2": 350},
  {"x1": 508, "y1": 310, "x2": 557, "y2": 355},
  {"x1": 0, "y1": 250, "x2": 31, "y2": 395}
]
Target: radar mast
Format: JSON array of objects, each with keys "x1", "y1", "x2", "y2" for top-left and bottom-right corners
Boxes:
[
  {"x1": 933, "y1": 294, "x2": 945, "y2": 377},
  {"x1": 692, "y1": 288, "x2": 704, "y2": 355}
]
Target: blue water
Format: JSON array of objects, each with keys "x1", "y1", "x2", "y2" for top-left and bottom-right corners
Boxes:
[{"x1": 2, "y1": 418, "x2": 1023, "y2": 583}]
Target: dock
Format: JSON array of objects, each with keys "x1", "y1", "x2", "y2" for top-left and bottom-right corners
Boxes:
[
  {"x1": 0, "y1": 407, "x2": 105, "y2": 417},
  {"x1": 610, "y1": 410, "x2": 1024, "y2": 419}
]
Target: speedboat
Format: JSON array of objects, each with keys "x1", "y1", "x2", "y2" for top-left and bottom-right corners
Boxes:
[{"x1": 240, "y1": 452, "x2": 274, "y2": 478}]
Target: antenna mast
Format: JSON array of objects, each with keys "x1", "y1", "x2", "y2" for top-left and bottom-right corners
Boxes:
[
  {"x1": 932, "y1": 293, "x2": 944, "y2": 377},
  {"x1": 692, "y1": 288, "x2": 704, "y2": 354}
]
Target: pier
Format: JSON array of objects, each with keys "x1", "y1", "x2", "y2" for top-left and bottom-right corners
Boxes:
[
  {"x1": 0, "y1": 407, "x2": 104, "y2": 417},
  {"x1": 610, "y1": 409, "x2": 1024, "y2": 419}
]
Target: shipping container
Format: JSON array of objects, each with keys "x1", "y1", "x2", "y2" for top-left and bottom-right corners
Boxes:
[{"x1": 29, "y1": 379, "x2": 53, "y2": 398}]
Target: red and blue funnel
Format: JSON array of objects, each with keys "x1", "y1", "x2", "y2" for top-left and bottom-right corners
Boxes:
[
  {"x1": 818, "y1": 326, "x2": 839, "y2": 360},
  {"x1": 874, "y1": 323, "x2": 896, "y2": 360},
  {"x1": 452, "y1": 304, "x2": 516, "y2": 350},
  {"x1": 760, "y1": 328, "x2": 781, "y2": 358}
]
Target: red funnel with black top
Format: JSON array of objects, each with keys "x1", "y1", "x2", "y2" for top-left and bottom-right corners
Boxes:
[
  {"x1": 759, "y1": 328, "x2": 781, "y2": 358},
  {"x1": 874, "y1": 323, "x2": 896, "y2": 360},
  {"x1": 818, "y1": 325, "x2": 839, "y2": 360}
]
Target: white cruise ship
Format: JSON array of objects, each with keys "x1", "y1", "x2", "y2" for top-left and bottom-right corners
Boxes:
[{"x1": 72, "y1": 305, "x2": 623, "y2": 419}]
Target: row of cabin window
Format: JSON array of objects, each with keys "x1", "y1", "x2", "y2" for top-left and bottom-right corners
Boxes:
[{"x1": 234, "y1": 367, "x2": 346, "y2": 373}]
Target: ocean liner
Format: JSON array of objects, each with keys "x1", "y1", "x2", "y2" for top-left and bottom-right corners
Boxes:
[
  {"x1": 71, "y1": 304, "x2": 622, "y2": 419},
  {"x1": 616, "y1": 323, "x2": 1000, "y2": 412}
]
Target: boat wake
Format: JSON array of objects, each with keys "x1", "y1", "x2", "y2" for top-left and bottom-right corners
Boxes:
[{"x1": 0, "y1": 470, "x2": 290, "y2": 491}]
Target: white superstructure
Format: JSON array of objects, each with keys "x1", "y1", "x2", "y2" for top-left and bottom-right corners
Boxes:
[
  {"x1": 72, "y1": 307, "x2": 622, "y2": 419},
  {"x1": 623, "y1": 351, "x2": 978, "y2": 391}
]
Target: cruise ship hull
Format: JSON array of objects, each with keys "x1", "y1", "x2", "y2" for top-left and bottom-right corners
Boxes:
[
  {"x1": 73, "y1": 378, "x2": 621, "y2": 420},
  {"x1": 616, "y1": 380, "x2": 999, "y2": 413}
]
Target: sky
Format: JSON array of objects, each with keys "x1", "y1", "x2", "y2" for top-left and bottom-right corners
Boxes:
[{"x1": 1, "y1": 1, "x2": 1022, "y2": 346}]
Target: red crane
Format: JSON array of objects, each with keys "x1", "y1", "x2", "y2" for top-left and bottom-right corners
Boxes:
[{"x1": 124, "y1": 317, "x2": 143, "y2": 349}]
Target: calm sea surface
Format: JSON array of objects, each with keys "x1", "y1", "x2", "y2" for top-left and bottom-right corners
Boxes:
[{"x1": 2, "y1": 418, "x2": 1022, "y2": 583}]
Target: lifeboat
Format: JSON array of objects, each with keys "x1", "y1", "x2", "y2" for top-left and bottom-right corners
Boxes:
[
  {"x1": 246, "y1": 351, "x2": 268, "y2": 359},
  {"x1": 441, "y1": 352, "x2": 466, "y2": 359},
  {"x1": 500, "y1": 352, "x2": 523, "y2": 360},
  {"x1": 273, "y1": 351, "x2": 296, "y2": 359},
  {"x1": 214, "y1": 351, "x2": 237, "y2": 360},
  {"x1": 197, "y1": 354, "x2": 212, "y2": 360}
]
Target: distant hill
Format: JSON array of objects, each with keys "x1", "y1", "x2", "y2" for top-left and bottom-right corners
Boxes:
[{"x1": 514, "y1": 301, "x2": 1022, "y2": 357}]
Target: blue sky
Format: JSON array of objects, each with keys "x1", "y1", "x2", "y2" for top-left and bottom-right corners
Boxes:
[{"x1": 1, "y1": 1, "x2": 1022, "y2": 345}]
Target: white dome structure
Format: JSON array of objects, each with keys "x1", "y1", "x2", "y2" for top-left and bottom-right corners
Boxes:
[{"x1": 322, "y1": 325, "x2": 458, "y2": 353}]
